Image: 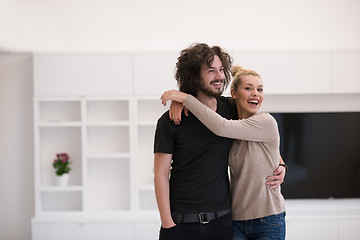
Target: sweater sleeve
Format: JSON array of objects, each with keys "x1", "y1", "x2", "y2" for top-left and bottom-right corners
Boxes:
[{"x1": 183, "y1": 95, "x2": 278, "y2": 142}]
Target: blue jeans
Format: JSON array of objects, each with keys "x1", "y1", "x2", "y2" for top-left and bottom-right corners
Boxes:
[{"x1": 232, "y1": 212, "x2": 286, "y2": 240}]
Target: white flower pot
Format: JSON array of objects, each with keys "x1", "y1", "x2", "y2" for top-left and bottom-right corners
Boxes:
[{"x1": 55, "y1": 173, "x2": 69, "y2": 187}]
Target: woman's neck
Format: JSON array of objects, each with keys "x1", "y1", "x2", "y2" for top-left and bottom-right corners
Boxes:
[{"x1": 237, "y1": 107, "x2": 255, "y2": 119}]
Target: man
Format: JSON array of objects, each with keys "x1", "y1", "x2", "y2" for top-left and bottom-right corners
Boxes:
[{"x1": 154, "y1": 43, "x2": 286, "y2": 240}]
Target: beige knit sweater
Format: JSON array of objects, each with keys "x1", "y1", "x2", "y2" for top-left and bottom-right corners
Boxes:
[{"x1": 183, "y1": 95, "x2": 286, "y2": 220}]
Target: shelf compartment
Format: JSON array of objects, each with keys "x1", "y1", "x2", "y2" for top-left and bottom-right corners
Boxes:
[
  {"x1": 38, "y1": 122, "x2": 82, "y2": 127},
  {"x1": 87, "y1": 158, "x2": 130, "y2": 211},
  {"x1": 40, "y1": 186, "x2": 83, "y2": 192},
  {"x1": 39, "y1": 127, "x2": 82, "y2": 186},
  {"x1": 137, "y1": 99, "x2": 169, "y2": 124},
  {"x1": 86, "y1": 121, "x2": 129, "y2": 127},
  {"x1": 39, "y1": 101, "x2": 81, "y2": 123},
  {"x1": 86, "y1": 100, "x2": 129, "y2": 123},
  {"x1": 137, "y1": 126, "x2": 156, "y2": 185},
  {"x1": 139, "y1": 190, "x2": 157, "y2": 211},
  {"x1": 87, "y1": 153, "x2": 130, "y2": 159},
  {"x1": 87, "y1": 126, "x2": 129, "y2": 154},
  {"x1": 41, "y1": 191, "x2": 82, "y2": 212}
]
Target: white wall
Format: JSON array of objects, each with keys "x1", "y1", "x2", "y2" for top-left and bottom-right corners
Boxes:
[
  {"x1": 0, "y1": 53, "x2": 34, "y2": 240},
  {"x1": 1, "y1": 0, "x2": 360, "y2": 239},
  {"x1": 0, "y1": 0, "x2": 360, "y2": 52}
]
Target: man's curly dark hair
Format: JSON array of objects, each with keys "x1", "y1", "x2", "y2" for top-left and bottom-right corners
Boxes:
[{"x1": 175, "y1": 43, "x2": 232, "y2": 96}]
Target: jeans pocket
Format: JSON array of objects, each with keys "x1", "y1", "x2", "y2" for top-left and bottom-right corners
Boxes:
[{"x1": 260, "y1": 214, "x2": 281, "y2": 227}]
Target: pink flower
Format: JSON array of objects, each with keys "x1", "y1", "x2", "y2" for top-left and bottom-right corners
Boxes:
[
  {"x1": 58, "y1": 153, "x2": 70, "y2": 163},
  {"x1": 53, "y1": 153, "x2": 72, "y2": 176}
]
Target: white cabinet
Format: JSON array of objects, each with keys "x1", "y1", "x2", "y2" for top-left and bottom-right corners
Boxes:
[
  {"x1": 32, "y1": 53, "x2": 360, "y2": 240},
  {"x1": 339, "y1": 219, "x2": 360, "y2": 240},
  {"x1": 32, "y1": 221, "x2": 160, "y2": 240},
  {"x1": 286, "y1": 218, "x2": 360, "y2": 240},
  {"x1": 87, "y1": 157, "x2": 130, "y2": 211},
  {"x1": 33, "y1": 95, "x2": 166, "y2": 239},
  {"x1": 332, "y1": 52, "x2": 360, "y2": 93},
  {"x1": 230, "y1": 52, "x2": 332, "y2": 95},
  {"x1": 34, "y1": 54, "x2": 133, "y2": 96},
  {"x1": 135, "y1": 98, "x2": 167, "y2": 211},
  {"x1": 286, "y1": 219, "x2": 338, "y2": 240},
  {"x1": 34, "y1": 97, "x2": 166, "y2": 212},
  {"x1": 32, "y1": 222, "x2": 134, "y2": 240},
  {"x1": 32, "y1": 53, "x2": 170, "y2": 239},
  {"x1": 34, "y1": 98, "x2": 136, "y2": 214},
  {"x1": 134, "y1": 222, "x2": 161, "y2": 239},
  {"x1": 285, "y1": 199, "x2": 360, "y2": 240},
  {"x1": 230, "y1": 51, "x2": 360, "y2": 95}
]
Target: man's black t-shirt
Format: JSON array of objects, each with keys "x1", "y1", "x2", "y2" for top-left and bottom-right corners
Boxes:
[{"x1": 154, "y1": 96, "x2": 237, "y2": 214}]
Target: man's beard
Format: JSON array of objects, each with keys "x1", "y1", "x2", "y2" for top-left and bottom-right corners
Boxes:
[{"x1": 199, "y1": 80, "x2": 224, "y2": 97}]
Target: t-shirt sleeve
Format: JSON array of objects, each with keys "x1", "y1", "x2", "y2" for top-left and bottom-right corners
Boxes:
[
  {"x1": 183, "y1": 95, "x2": 278, "y2": 142},
  {"x1": 154, "y1": 113, "x2": 174, "y2": 154}
]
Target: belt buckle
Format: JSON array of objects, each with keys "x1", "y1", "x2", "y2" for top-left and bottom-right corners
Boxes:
[{"x1": 199, "y1": 213, "x2": 209, "y2": 224}]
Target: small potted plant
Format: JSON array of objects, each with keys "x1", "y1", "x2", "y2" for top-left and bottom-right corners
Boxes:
[{"x1": 53, "y1": 153, "x2": 71, "y2": 186}]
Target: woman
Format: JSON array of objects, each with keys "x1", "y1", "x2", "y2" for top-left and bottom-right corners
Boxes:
[{"x1": 161, "y1": 65, "x2": 286, "y2": 240}]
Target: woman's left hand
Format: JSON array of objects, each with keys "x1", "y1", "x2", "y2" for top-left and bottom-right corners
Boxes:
[
  {"x1": 169, "y1": 101, "x2": 188, "y2": 125},
  {"x1": 161, "y1": 89, "x2": 188, "y2": 106}
]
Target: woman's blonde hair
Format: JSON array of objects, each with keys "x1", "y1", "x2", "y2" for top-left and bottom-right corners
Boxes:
[{"x1": 230, "y1": 65, "x2": 261, "y2": 93}]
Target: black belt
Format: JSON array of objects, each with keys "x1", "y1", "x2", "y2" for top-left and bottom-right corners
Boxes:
[{"x1": 172, "y1": 209, "x2": 231, "y2": 224}]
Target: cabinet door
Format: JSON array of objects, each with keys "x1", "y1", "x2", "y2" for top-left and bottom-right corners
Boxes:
[
  {"x1": 34, "y1": 54, "x2": 133, "y2": 96},
  {"x1": 135, "y1": 222, "x2": 160, "y2": 240},
  {"x1": 32, "y1": 223, "x2": 134, "y2": 240},
  {"x1": 286, "y1": 219, "x2": 338, "y2": 240},
  {"x1": 332, "y1": 52, "x2": 360, "y2": 93},
  {"x1": 231, "y1": 52, "x2": 331, "y2": 94},
  {"x1": 339, "y1": 219, "x2": 360, "y2": 240}
]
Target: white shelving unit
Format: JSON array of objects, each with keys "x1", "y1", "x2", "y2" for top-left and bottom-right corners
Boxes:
[
  {"x1": 32, "y1": 52, "x2": 360, "y2": 240},
  {"x1": 34, "y1": 96, "x2": 164, "y2": 211},
  {"x1": 33, "y1": 95, "x2": 168, "y2": 239},
  {"x1": 34, "y1": 98, "x2": 83, "y2": 215},
  {"x1": 32, "y1": 53, "x2": 175, "y2": 240}
]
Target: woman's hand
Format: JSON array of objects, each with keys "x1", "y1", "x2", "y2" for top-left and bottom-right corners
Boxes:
[
  {"x1": 169, "y1": 101, "x2": 188, "y2": 125},
  {"x1": 161, "y1": 89, "x2": 188, "y2": 106},
  {"x1": 162, "y1": 89, "x2": 189, "y2": 124}
]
